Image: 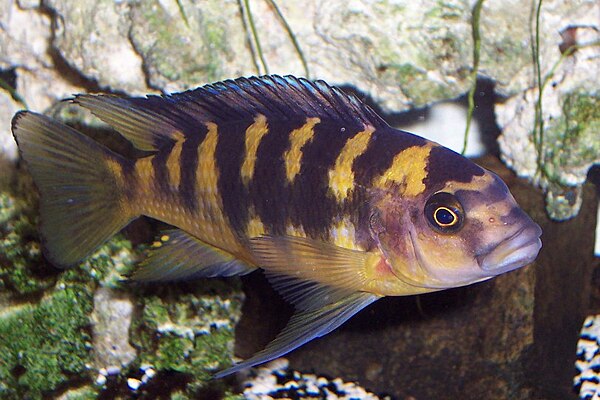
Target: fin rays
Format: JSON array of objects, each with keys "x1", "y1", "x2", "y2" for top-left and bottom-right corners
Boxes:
[
  {"x1": 132, "y1": 229, "x2": 255, "y2": 281},
  {"x1": 75, "y1": 75, "x2": 388, "y2": 153},
  {"x1": 214, "y1": 292, "x2": 378, "y2": 378},
  {"x1": 11, "y1": 111, "x2": 135, "y2": 267}
]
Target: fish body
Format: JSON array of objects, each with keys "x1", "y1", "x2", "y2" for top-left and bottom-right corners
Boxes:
[{"x1": 11, "y1": 75, "x2": 542, "y2": 377}]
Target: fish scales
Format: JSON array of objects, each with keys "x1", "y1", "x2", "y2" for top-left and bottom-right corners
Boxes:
[{"x1": 11, "y1": 74, "x2": 542, "y2": 378}]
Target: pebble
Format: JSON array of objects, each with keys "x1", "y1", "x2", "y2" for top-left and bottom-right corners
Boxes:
[
  {"x1": 95, "y1": 374, "x2": 107, "y2": 386},
  {"x1": 127, "y1": 378, "x2": 142, "y2": 391},
  {"x1": 574, "y1": 315, "x2": 600, "y2": 399},
  {"x1": 242, "y1": 358, "x2": 390, "y2": 400}
]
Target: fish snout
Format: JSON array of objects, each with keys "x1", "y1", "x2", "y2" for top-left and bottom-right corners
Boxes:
[{"x1": 478, "y1": 221, "x2": 542, "y2": 274}]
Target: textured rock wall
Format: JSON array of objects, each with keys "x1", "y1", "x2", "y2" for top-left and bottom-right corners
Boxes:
[{"x1": 1, "y1": 0, "x2": 598, "y2": 219}]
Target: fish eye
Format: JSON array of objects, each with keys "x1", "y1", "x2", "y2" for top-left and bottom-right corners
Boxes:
[{"x1": 424, "y1": 192, "x2": 464, "y2": 233}]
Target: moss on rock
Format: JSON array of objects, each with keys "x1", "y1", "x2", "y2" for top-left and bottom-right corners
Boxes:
[
  {"x1": 542, "y1": 90, "x2": 600, "y2": 220},
  {"x1": 130, "y1": 280, "x2": 244, "y2": 397},
  {"x1": 0, "y1": 283, "x2": 94, "y2": 398},
  {"x1": 0, "y1": 190, "x2": 56, "y2": 295}
]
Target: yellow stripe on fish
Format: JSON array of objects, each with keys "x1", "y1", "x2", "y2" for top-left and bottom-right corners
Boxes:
[
  {"x1": 241, "y1": 114, "x2": 269, "y2": 186},
  {"x1": 284, "y1": 117, "x2": 321, "y2": 183},
  {"x1": 166, "y1": 131, "x2": 186, "y2": 188},
  {"x1": 193, "y1": 122, "x2": 240, "y2": 254},
  {"x1": 373, "y1": 144, "x2": 433, "y2": 196},
  {"x1": 328, "y1": 126, "x2": 374, "y2": 201}
]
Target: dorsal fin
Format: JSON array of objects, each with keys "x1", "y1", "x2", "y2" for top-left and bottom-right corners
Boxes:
[{"x1": 74, "y1": 75, "x2": 388, "y2": 151}]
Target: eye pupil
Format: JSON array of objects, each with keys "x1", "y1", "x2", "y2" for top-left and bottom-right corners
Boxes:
[
  {"x1": 424, "y1": 192, "x2": 464, "y2": 233},
  {"x1": 435, "y1": 207, "x2": 456, "y2": 226}
]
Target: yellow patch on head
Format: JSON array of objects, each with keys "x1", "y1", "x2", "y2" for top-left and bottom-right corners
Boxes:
[
  {"x1": 283, "y1": 117, "x2": 321, "y2": 183},
  {"x1": 374, "y1": 144, "x2": 433, "y2": 197},
  {"x1": 160, "y1": 235, "x2": 170, "y2": 242},
  {"x1": 246, "y1": 213, "x2": 266, "y2": 238},
  {"x1": 166, "y1": 131, "x2": 185, "y2": 188},
  {"x1": 241, "y1": 114, "x2": 269, "y2": 185},
  {"x1": 328, "y1": 126, "x2": 375, "y2": 201}
]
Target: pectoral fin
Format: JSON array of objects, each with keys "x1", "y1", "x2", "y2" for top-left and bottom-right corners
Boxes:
[
  {"x1": 132, "y1": 229, "x2": 255, "y2": 281},
  {"x1": 249, "y1": 235, "x2": 370, "y2": 310},
  {"x1": 214, "y1": 291, "x2": 379, "y2": 378}
]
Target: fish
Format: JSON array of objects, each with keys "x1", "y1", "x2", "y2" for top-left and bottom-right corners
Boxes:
[{"x1": 11, "y1": 75, "x2": 542, "y2": 378}]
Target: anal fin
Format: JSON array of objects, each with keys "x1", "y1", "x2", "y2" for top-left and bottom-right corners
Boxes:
[
  {"x1": 214, "y1": 291, "x2": 379, "y2": 378},
  {"x1": 132, "y1": 229, "x2": 255, "y2": 281}
]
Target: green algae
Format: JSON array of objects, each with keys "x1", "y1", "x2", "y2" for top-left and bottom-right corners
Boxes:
[
  {"x1": 540, "y1": 90, "x2": 600, "y2": 220},
  {"x1": 0, "y1": 191, "x2": 56, "y2": 295},
  {"x1": 385, "y1": 63, "x2": 452, "y2": 105},
  {"x1": 544, "y1": 91, "x2": 600, "y2": 175},
  {"x1": 0, "y1": 220, "x2": 136, "y2": 399},
  {"x1": 0, "y1": 283, "x2": 94, "y2": 399},
  {"x1": 130, "y1": 281, "x2": 243, "y2": 396}
]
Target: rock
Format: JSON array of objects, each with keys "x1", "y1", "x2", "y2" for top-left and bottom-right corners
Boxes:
[
  {"x1": 3, "y1": 0, "x2": 597, "y2": 220},
  {"x1": 0, "y1": 1, "x2": 83, "y2": 160},
  {"x1": 56, "y1": 386, "x2": 98, "y2": 400},
  {"x1": 128, "y1": 0, "x2": 248, "y2": 93},
  {"x1": 46, "y1": 0, "x2": 147, "y2": 94},
  {"x1": 241, "y1": 359, "x2": 388, "y2": 400},
  {"x1": 574, "y1": 315, "x2": 600, "y2": 399},
  {"x1": 497, "y1": 18, "x2": 600, "y2": 220},
  {"x1": 91, "y1": 287, "x2": 137, "y2": 373},
  {"x1": 0, "y1": 92, "x2": 20, "y2": 161}
]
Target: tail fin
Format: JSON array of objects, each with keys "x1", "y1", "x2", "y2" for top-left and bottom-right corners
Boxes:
[{"x1": 11, "y1": 111, "x2": 136, "y2": 267}]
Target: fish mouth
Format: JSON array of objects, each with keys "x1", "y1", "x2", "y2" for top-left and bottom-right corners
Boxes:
[{"x1": 478, "y1": 223, "x2": 542, "y2": 274}]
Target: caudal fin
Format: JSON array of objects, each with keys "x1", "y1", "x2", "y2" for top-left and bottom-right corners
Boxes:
[{"x1": 11, "y1": 111, "x2": 136, "y2": 267}]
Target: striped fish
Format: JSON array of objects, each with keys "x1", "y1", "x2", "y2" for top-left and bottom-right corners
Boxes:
[{"x1": 11, "y1": 75, "x2": 542, "y2": 377}]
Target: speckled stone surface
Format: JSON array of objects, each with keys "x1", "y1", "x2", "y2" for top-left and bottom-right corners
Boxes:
[
  {"x1": 242, "y1": 359, "x2": 389, "y2": 400},
  {"x1": 575, "y1": 315, "x2": 600, "y2": 400}
]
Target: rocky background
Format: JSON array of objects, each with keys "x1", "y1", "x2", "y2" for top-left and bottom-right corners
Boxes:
[{"x1": 0, "y1": 0, "x2": 598, "y2": 399}]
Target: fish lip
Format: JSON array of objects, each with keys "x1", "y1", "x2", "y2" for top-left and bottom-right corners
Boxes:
[{"x1": 478, "y1": 223, "x2": 542, "y2": 274}]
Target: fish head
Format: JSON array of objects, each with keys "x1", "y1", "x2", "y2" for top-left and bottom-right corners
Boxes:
[{"x1": 370, "y1": 156, "x2": 542, "y2": 291}]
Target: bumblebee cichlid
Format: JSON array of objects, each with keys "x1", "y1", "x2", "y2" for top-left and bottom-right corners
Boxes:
[{"x1": 11, "y1": 75, "x2": 542, "y2": 377}]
